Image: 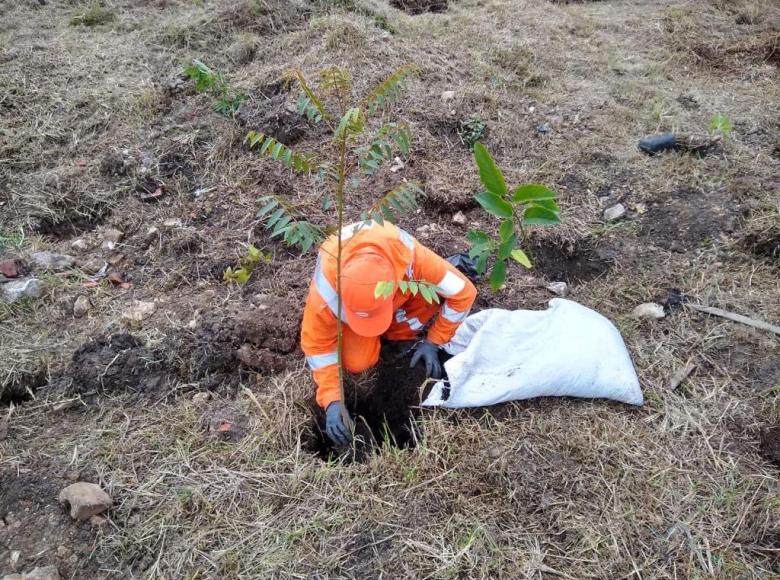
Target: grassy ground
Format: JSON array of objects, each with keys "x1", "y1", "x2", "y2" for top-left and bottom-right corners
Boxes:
[{"x1": 1, "y1": 0, "x2": 778, "y2": 577}]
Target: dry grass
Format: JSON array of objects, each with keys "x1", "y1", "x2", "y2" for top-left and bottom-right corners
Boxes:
[{"x1": 1, "y1": 0, "x2": 779, "y2": 577}]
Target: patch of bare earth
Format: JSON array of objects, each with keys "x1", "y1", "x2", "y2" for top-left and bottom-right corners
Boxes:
[{"x1": 1, "y1": 0, "x2": 778, "y2": 577}]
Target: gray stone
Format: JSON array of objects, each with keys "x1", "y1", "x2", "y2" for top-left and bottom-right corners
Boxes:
[
  {"x1": 452, "y1": 211, "x2": 467, "y2": 226},
  {"x1": 102, "y1": 228, "x2": 124, "y2": 244},
  {"x1": 2, "y1": 565, "x2": 61, "y2": 580},
  {"x1": 58, "y1": 482, "x2": 112, "y2": 521},
  {"x1": 545, "y1": 281, "x2": 568, "y2": 297},
  {"x1": 2, "y1": 279, "x2": 43, "y2": 302},
  {"x1": 603, "y1": 203, "x2": 626, "y2": 222},
  {"x1": 440, "y1": 90, "x2": 455, "y2": 102},
  {"x1": 73, "y1": 296, "x2": 91, "y2": 318},
  {"x1": 121, "y1": 300, "x2": 156, "y2": 327},
  {"x1": 30, "y1": 252, "x2": 76, "y2": 272},
  {"x1": 632, "y1": 302, "x2": 665, "y2": 320}
]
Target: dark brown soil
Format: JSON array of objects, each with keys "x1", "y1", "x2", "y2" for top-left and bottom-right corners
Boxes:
[
  {"x1": 64, "y1": 333, "x2": 173, "y2": 397},
  {"x1": 759, "y1": 426, "x2": 780, "y2": 467},
  {"x1": 305, "y1": 340, "x2": 429, "y2": 461},
  {"x1": 741, "y1": 224, "x2": 780, "y2": 263},
  {"x1": 532, "y1": 238, "x2": 613, "y2": 284},
  {"x1": 0, "y1": 470, "x2": 105, "y2": 578},
  {"x1": 235, "y1": 81, "x2": 308, "y2": 145},
  {"x1": 640, "y1": 187, "x2": 739, "y2": 252},
  {"x1": 167, "y1": 297, "x2": 302, "y2": 391},
  {"x1": 390, "y1": 0, "x2": 448, "y2": 15}
]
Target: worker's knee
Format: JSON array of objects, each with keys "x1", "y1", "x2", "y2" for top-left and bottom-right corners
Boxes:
[{"x1": 342, "y1": 345, "x2": 379, "y2": 374}]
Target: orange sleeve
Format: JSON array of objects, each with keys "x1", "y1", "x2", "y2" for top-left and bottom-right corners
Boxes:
[
  {"x1": 412, "y1": 241, "x2": 477, "y2": 345},
  {"x1": 300, "y1": 281, "x2": 341, "y2": 409}
]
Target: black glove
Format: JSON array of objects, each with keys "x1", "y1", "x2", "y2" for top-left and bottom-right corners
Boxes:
[
  {"x1": 410, "y1": 339, "x2": 442, "y2": 379},
  {"x1": 325, "y1": 401, "x2": 352, "y2": 447}
]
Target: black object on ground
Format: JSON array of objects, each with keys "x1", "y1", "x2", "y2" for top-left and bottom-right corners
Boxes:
[
  {"x1": 447, "y1": 252, "x2": 479, "y2": 281},
  {"x1": 639, "y1": 133, "x2": 678, "y2": 154}
]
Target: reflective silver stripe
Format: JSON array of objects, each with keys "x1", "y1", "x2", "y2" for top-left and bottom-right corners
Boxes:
[
  {"x1": 441, "y1": 303, "x2": 469, "y2": 323},
  {"x1": 437, "y1": 271, "x2": 466, "y2": 297},
  {"x1": 395, "y1": 308, "x2": 423, "y2": 331},
  {"x1": 313, "y1": 256, "x2": 347, "y2": 322},
  {"x1": 306, "y1": 352, "x2": 338, "y2": 370}
]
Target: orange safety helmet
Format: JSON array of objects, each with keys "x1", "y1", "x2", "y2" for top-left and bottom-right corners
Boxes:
[{"x1": 340, "y1": 250, "x2": 395, "y2": 337}]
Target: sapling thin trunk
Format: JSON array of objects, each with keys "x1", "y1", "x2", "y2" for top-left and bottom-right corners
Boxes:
[{"x1": 334, "y1": 124, "x2": 350, "y2": 431}]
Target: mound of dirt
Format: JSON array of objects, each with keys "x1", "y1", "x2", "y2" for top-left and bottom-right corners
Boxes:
[
  {"x1": 533, "y1": 238, "x2": 614, "y2": 284},
  {"x1": 217, "y1": 0, "x2": 311, "y2": 35},
  {"x1": 236, "y1": 81, "x2": 307, "y2": 145},
  {"x1": 169, "y1": 297, "x2": 302, "y2": 390},
  {"x1": 741, "y1": 224, "x2": 780, "y2": 263},
  {"x1": 65, "y1": 333, "x2": 173, "y2": 396}
]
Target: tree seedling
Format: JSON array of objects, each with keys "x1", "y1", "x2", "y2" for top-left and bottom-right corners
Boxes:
[
  {"x1": 468, "y1": 142, "x2": 561, "y2": 290},
  {"x1": 223, "y1": 244, "x2": 271, "y2": 285},
  {"x1": 183, "y1": 59, "x2": 245, "y2": 118}
]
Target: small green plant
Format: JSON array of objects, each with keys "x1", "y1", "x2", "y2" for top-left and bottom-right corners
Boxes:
[
  {"x1": 709, "y1": 113, "x2": 732, "y2": 140},
  {"x1": 183, "y1": 59, "x2": 245, "y2": 118},
  {"x1": 223, "y1": 244, "x2": 271, "y2": 285},
  {"x1": 457, "y1": 115, "x2": 486, "y2": 150},
  {"x1": 70, "y1": 2, "x2": 115, "y2": 26},
  {"x1": 468, "y1": 142, "x2": 561, "y2": 290}
]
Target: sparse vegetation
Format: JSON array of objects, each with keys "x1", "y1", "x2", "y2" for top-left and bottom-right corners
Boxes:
[
  {"x1": 1, "y1": 0, "x2": 779, "y2": 577},
  {"x1": 223, "y1": 244, "x2": 271, "y2": 284},
  {"x1": 69, "y1": 2, "x2": 115, "y2": 27},
  {"x1": 457, "y1": 114, "x2": 486, "y2": 150}
]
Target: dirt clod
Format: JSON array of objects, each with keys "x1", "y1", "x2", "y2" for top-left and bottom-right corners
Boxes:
[
  {"x1": 65, "y1": 333, "x2": 172, "y2": 396},
  {"x1": 58, "y1": 482, "x2": 112, "y2": 521}
]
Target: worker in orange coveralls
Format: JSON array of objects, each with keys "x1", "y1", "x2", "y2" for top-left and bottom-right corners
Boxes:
[{"x1": 301, "y1": 220, "x2": 477, "y2": 446}]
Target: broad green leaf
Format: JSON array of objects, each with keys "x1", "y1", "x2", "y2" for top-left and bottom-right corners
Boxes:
[
  {"x1": 246, "y1": 245, "x2": 260, "y2": 261},
  {"x1": 489, "y1": 260, "x2": 506, "y2": 290},
  {"x1": 530, "y1": 198, "x2": 560, "y2": 213},
  {"x1": 473, "y1": 142, "x2": 507, "y2": 196},
  {"x1": 475, "y1": 252, "x2": 489, "y2": 276},
  {"x1": 510, "y1": 248, "x2": 532, "y2": 268},
  {"x1": 512, "y1": 184, "x2": 557, "y2": 203},
  {"x1": 475, "y1": 190, "x2": 513, "y2": 219},
  {"x1": 522, "y1": 206, "x2": 560, "y2": 225},
  {"x1": 467, "y1": 229, "x2": 490, "y2": 245},
  {"x1": 419, "y1": 283, "x2": 433, "y2": 304},
  {"x1": 499, "y1": 219, "x2": 514, "y2": 242},
  {"x1": 497, "y1": 234, "x2": 517, "y2": 260}
]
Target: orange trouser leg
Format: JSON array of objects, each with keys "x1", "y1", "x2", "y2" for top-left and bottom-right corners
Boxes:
[
  {"x1": 384, "y1": 294, "x2": 440, "y2": 341},
  {"x1": 342, "y1": 324, "x2": 381, "y2": 374}
]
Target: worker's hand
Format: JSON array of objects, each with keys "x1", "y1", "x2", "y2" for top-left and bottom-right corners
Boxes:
[
  {"x1": 325, "y1": 402, "x2": 352, "y2": 447},
  {"x1": 410, "y1": 339, "x2": 442, "y2": 379}
]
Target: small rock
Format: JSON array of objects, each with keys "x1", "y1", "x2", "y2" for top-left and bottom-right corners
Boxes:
[
  {"x1": 440, "y1": 90, "x2": 455, "y2": 102},
  {"x1": 534, "y1": 122, "x2": 550, "y2": 133},
  {"x1": 0, "y1": 259, "x2": 19, "y2": 278},
  {"x1": 31, "y1": 252, "x2": 76, "y2": 273},
  {"x1": 415, "y1": 224, "x2": 442, "y2": 239},
  {"x1": 102, "y1": 228, "x2": 124, "y2": 244},
  {"x1": 192, "y1": 392, "x2": 211, "y2": 407},
  {"x1": 58, "y1": 482, "x2": 112, "y2": 521},
  {"x1": 107, "y1": 253, "x2": 125, "y2": 266},
  {"x1": 389, "y1": 156, "x2": 405, "y2": 173},
  {"x1": 72, "y1": 295, "x2": 91, "y2": 318},
  {"x1": 2, "y1": 279, "x2": 43, "y2": 302},
  {"x1": 2, "y1": 566, "x2": 61, "y2": 580},
  {"x1": 603, "y1": 203, "x2": 626, "y2": 222},
  {"x1": 545, "y1": 281, "x2": 568, "y2": 297},
  {"x1": 451, "y1": 211, "x2": 467, "y2": 226},
  {"x1": 162, "y1": 218, "x2": 182, "y2": 229},
  {"x1": 89, "y1": 515, "x2": 107, "y2": 527},
  {"x1": 101, "y1": 240, "x2": 116, "y2": 252},
  {"x1": 80, "y1": 258, "x2": 105, "y2": 276},
  {"x1": 121, "y1": 300, "x2": 156, "y2": 326},
  {"x1": 632, "y1": 302, "x2": 665, "y2": 320},
  {"x1": 70, "y1": 238, "x2": 91, "y2": 252},
  {"x1": 55, "y1": 546, "x2": 71, "y2": 559},
  {"x1": 107, "y1": 272, "x2": 126, "y2": 286}
]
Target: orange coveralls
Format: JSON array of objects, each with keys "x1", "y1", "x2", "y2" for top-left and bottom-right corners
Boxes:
[{"x1": 301, "y1": 221, "x2": 477, "y2": 409}]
